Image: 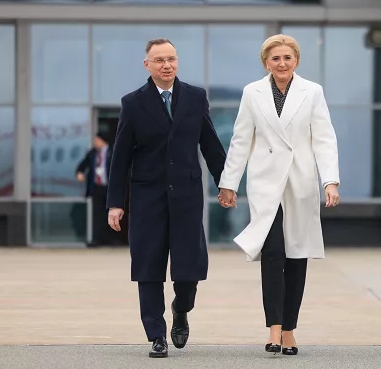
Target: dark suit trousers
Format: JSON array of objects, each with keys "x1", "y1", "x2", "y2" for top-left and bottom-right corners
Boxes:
[
  {"x1": 138, "y1": 281, "x2": 198, "y2": 341},
  {"x1": 91, "y1": 184, "x2": 110, "y2": 244},
  {"x1": 261, "y1": 205, "x2": 308, "y2": 331}
]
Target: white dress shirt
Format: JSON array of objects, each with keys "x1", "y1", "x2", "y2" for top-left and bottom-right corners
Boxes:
[{"x1": 156, "y1": 85, "x2": 173, "y2": 103}]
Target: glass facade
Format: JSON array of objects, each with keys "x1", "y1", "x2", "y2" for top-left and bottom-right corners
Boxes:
[
  {"x1": 30, "y1": 25, "x2": 91, "y2": 198},
  {"x1": 92, "y1": 25, "x2": 205, "y2": 104},
  {"x1": 0, "y1": 19, "x2": 378, "y2": 244},
  {"x1": 31, "y1": 202, "x2": 87, "y2": 243},
  {"x1": 0, "y1": 25, "x2": 15, "y2": 197}
]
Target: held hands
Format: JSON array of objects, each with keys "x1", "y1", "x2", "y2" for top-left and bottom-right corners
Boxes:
[
  {"x1": 325, "y1": 184, "x2": 340, "y2": 207},
  {"x1": 218, "y1": 188, "x2": 237, "y2": 208},
  {"x1": 108, "y1": 208, "x2": 124, "y2": 231}
]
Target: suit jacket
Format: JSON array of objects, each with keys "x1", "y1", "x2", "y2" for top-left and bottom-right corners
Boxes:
[
  {"x1": 76, "y1": 146, "x2": 112, "y2": 197},
  {"x1": 106, "y1": 76, "x2": 226, "y2": 282},
  {"x1": 219, "y1": 73, "x2": 340, "y2": 262}
]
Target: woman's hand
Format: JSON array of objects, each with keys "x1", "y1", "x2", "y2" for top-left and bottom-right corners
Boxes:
[
  {"x1": 325, "y1": 184, "x2": 340, "y2": 207},
  {"x1": 218, "y1": 189, "x2": 237, "y2": 208}
]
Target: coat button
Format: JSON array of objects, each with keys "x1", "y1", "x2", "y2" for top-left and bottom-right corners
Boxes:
[
  {"x1": 288, "y1": 147, "x2": 292, "y2": 151},
  {"x1": 169, "y1": 159, "x2": 173, "y2": 164},
  {"x1": 169, "y1": 185, "x2": 173, "y2": 190}
]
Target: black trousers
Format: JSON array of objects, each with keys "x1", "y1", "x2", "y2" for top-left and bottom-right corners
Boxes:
[
  {"x1": 92, "y1": 185, "x2": 121, "y2": 245},
  {"x1": 261, "y1": 205, "x2": 308, "y2": 331},
  {"x1": 138, "y1": 281, "x2": 198, "y2": 341}
]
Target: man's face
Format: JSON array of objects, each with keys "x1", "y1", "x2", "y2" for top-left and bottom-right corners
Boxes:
[
  {"x1": 93, "y1": 136, "x2": 105, "y2": 149},
  {"x1": 144, "y1": 43, "x2": 178, "y2": 85}
]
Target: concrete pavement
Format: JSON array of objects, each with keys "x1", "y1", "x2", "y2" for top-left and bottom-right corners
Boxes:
[{"x1": 0, "y1": 247, "x2": 380, "y2": 368}]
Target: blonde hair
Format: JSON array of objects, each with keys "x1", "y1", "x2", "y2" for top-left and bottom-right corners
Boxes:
[{"x1": 260, "y1": 34, "x2": 300, "y2": 69}]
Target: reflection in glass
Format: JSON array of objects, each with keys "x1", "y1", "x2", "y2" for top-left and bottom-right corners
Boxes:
[
  {"x1": 323, "y1": 27, "x2": 373, "y2": 105},
  {"x1": 0, "y1": 107, "x2": 15, "y2": 196},
  {"x1": 31, "y1": 107, "x2": 90, "y2": 197},
  {"x1": 281, "y1": 26, "x2": 322, "y2": 84},
  {"x1": 209, "y1": 107, "x2": 247, "y2": 196},
  {"x1": 92, "y1": 25, "x2": 204, "y2": 104},
  {"x1": 208, "y1": 25, "x2": 266, "y2": 101},
  {"x1": 0, "y1": 25, "x2": 15, "y2": 104},
  {"x1": 209, "y1": 202, "x2": 250, "y2": 243},
  {"x1": 31, "y1": 24, "x2": 89, "y2": 103},
  {"x1": 31, "y1": 202, "x2": 87, "y2": 243},
  {"x1": 329, "y1": 106, "x2": 372, "y2": 198}
]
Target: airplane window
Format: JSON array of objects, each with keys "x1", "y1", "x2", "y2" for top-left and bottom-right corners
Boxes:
[
  {"x1": 70, "y1": 145, "x2": 81, "y2": 161},
  {"x1": 55, "y1": 147, "x2": 65, "y2": 162},
  {"x1": 40, "y1": 147, "x2": 50, "y2": 163}
]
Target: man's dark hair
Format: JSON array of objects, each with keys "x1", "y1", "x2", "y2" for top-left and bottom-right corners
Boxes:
[
  {"x1": 95, "y1": 131, "x2": 109, "y2": 143},
  {"x1": 145, "y1": 38, "x2": 175, "y2": 55}
]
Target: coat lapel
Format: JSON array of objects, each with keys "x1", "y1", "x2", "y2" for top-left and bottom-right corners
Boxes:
[
  {"x1": 137, "y1": 77, "x2": 171, "y2": 132},
  {"x1": 169, "y1": 79, "x2": 190, "y2": 136},
  {"x1": 255, "y1": 75, "x2": 291, "y2": 147},
  {"x1": 280, "y1": 73, "x2": 306, "y2": 129}
]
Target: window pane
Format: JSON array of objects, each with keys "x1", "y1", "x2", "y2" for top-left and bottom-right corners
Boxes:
[
  {"x1": 31, "y1": 24, "x2": 89, "y2": 103},
  {"x1": 92, "y1": 25, "x2": 204, "y2": 104},
  {"x1": 31, "y1": 107, "x2": 90, "y2": 197},
  {"x1": 281, "y1": 26, "x2": 322, "y2": 84},
  {"x1": 208, "y1": 25, "x2": 266, "y2": 101},
  {"x1": 0, "y1": 107, "x2": 15, "y2": 196},
  {"x1": 329, "y1": 106, "x2": 372, "y2": 198},
  {"x1": 209, "y1": 106, "x2": 247, "y2": 196},
  {"x1": 323, "y1": 27, "x2": 373, "y2": 105},
  {"x1": 0, "y1": 25, "x2": 15, "y2": 104},
  {"x1": 31, "y1": 202, "x2": 87, "y2": 243},
  {"x1": 209, "y1": 202, "x2": 250, "y2": 243}
]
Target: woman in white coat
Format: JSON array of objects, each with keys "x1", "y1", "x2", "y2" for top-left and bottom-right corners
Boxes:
[{"x1": 218, "y1": 34, "x2": 340, "y2": 355}]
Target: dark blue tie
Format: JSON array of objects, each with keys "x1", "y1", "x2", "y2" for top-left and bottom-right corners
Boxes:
[{"x1": 161, "y1": 91, "x2": 172, "y2": 119}]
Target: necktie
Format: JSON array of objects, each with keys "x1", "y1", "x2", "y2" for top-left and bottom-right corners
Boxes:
[{"x1": 161, "y1": 91, "x2": 172, "y2": 119}]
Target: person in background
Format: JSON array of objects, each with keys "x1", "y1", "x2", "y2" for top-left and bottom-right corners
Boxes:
[{"x1": 76, "y1": 131, "x2": 119, "y2": 247}]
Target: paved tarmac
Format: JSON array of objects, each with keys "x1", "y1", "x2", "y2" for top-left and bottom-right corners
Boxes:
[
  {"x1": 0, "y1": 344, "x2": 380, "y2": 369},
  {"x1": 0, "y1": 247, "x2": 380, "y2": 368}
]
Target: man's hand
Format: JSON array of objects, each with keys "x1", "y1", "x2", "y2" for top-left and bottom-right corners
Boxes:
[
  {"x1": 218, "y1": 188, "x2": 237, "y2": 208},
  {"x1": 76, "y1": 172, "x2": 85, "y2": 182},
  {"x1": 325, "y1": 184, "x2": 340, "y2": 207},
  {"x1": 108, "y1": 208, "x2": 124, "y2": 231}
]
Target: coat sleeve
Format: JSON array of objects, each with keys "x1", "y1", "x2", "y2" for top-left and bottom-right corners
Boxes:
[
  {"x1": 218, "y1": 87, "x2": 255, "y2": 192},
  {"x1": 310, "y1": 85, "x2": 340, "y2": 187},
  {"x1": 106, "y1": 97, "x2": 135, "y2": 210},
  {"x1": 75, "y1": 150, "x2": 91, "y2": 174},
  {"x1": 199, "y1": 90, "x2": 227, "y2": 188}
]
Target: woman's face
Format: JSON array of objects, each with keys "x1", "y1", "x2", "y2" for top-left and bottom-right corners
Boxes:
[{"x1": 265, "y1": 45, "x2": 297, "y2": 83}]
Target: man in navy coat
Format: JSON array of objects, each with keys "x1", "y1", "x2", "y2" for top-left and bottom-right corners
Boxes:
[{"x1": 106, "y1": 38, "x2": 226, "y2": 358}]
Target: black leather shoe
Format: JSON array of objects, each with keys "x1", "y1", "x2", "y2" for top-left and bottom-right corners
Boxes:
[
  {"x1": 149, "y1": 337, "x2": 168, "y2": 358},
  {"x1": 265, "y1": 343, "x2": 281, "y2": 353},
  {"x1": 170, "y1": 302, "x2": 189, "y2": 349}
]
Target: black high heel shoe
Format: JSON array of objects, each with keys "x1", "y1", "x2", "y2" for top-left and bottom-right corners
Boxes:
[
  {"x1": 265, "y1": 343, "x2": 281, "y2": 353},
  {"x1": 282, "y1": 346, "x2": 298, "y2": 355},
  {"x1": 281, "y1": 334, "x2": 298, "y2": 355}
]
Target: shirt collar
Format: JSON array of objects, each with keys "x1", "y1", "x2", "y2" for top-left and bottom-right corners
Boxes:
[
  {"x1": 270, "y1": 74, "x2": 293, "y2": 96},
  {"x1": 156, "y1": 85, "x2": 173, "y2": 95}
]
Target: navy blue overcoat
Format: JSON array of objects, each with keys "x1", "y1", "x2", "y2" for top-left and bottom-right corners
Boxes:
[{"x1": 106, "y1": 77, "x2": 226, "y2": 282}]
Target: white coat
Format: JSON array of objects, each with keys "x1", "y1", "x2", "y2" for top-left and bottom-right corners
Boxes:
[{"x1": 218, "y1": 73, "x2": 340, "y2": 261}]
